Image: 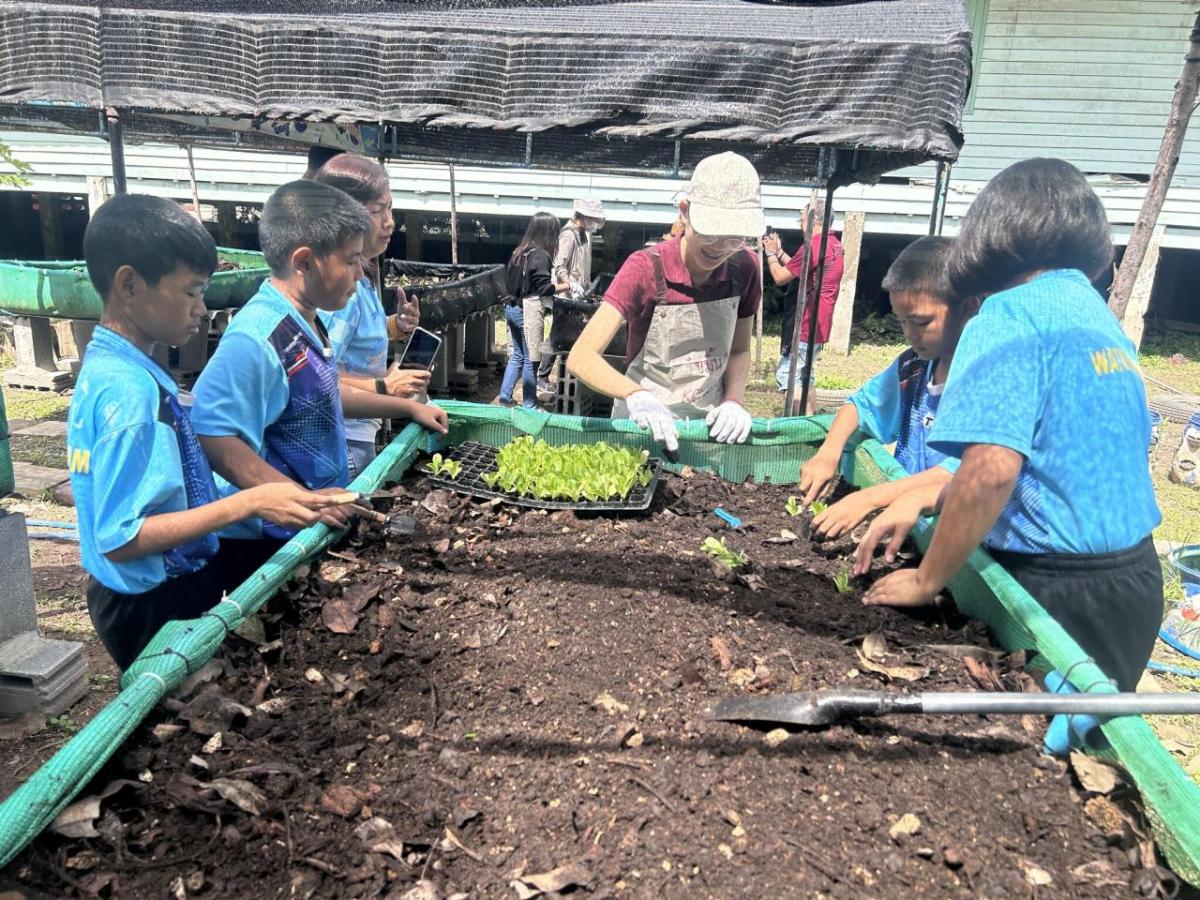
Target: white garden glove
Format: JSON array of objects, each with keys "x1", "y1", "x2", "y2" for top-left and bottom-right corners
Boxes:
[
  {"x1": 625, "y1": 390, "x2": 679, "y2": 452},
  {"x1": 568, "y1": 279, "x2": 586, "y2": 300},
  {"x1": 706, "y1": 400, "x2": 753, "y2": 444}
]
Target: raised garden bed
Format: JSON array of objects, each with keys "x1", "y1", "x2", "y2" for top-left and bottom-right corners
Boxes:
[
  {"x1": 0, "y1": 249, "x2": 269, "y2": 320},
  {"x1": 1, "y1": 465, "x2": 1161, "y2": 897}
]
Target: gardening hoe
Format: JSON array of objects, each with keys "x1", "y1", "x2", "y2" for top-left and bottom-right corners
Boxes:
[{"x1": 709, "y1": 689, "x2": 1200, "y2": 729}]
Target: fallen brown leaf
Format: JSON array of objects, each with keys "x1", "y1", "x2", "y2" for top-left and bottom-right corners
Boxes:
[
  {"x1": 855, "y1": 650, "x2": 930, "y2": 683},
  {"x1": 963, "y1": 655, "x2": 1004, "y2": 692},
  {"x1": 210, "y1": 778, "x2": 267, "y2": 816},
  {"x1": 342, "y1": 582, "x2": 379, "y2": 611},
  {"x1": 711, "y1": 636, "x2": 734, "y2": 672},
  {"x1": 320, "y1": 785, "x2": 365, "y2": 818},
  {"x1": 1070, "y1": 751, "x2": 1122, "y2": 795},
  {"x1": 51, "y1": 796, "x2": 102, "y2": 839},
  {"x1": 515, "y1": 862, "x2": 594, "y2": 896},
  {"x1": 860, "y1": 631, "x2": 889, "y2": 662},
  {"x1": 322, "y1": 598, "x2": 360, "y2": 635}
]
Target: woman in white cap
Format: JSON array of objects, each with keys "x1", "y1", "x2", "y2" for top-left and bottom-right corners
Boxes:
[
  {"x1": 528, "y1": 198, "x2": 607, "y2": 395},
  {"x1": 567, "y1": 152, "x2": 763, "y2": 451}
]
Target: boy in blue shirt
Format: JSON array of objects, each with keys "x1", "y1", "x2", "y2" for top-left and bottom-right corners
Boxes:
[
  {"x1": 798, "y1": 237, "x2": 978, "y2": 541},
  {"x1": 70, "y1": 194, "x2": 348, "y2": 669},
  {"x1": 192, "y1": 180, "x2": 448, "y2": 539},
  {"x1": 858, "y1": 158, "x2": 1162, "y2": 691}
]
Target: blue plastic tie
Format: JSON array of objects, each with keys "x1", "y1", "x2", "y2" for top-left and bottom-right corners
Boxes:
[{"x1": 714, "y1": 508, "x2": 742, "y2": 529}]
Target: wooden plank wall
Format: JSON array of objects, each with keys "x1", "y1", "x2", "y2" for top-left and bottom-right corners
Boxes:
[{"x1": 953, "y1": 0, "x2": 1200, "y2": 184}]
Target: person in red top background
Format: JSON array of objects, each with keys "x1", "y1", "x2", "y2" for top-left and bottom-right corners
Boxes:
[{"x1": 763, "y1": 200, "x2": 845, "y2": 414}]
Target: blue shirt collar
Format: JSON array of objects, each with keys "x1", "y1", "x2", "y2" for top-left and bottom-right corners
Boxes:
[
  {"x1": 90, "y1": 325, "x2": 178, "y2": 395},
  {"x1": 258, "y1": 279, "x2": 334, "y2": 350}
]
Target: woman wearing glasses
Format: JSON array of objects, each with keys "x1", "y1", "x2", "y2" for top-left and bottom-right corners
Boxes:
[{"x1": 567, "y1": 152, "x2": 764, "y2": 452}]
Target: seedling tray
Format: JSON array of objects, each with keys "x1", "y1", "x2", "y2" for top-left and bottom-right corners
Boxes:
[{"x1": 424, "y1": 441, "x2": 662, "y2": 511}]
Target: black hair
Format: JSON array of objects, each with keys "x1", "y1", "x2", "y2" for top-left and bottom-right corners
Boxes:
[
  {"x1": 258, "y1": 180, "x2": 372, "y2": 275},
  {"x1": 881, "y1": 236, "x2": 956, "y2": 303},
  {"x1": 510, "y1": 211, "x2": 561, "y2": 264},
  {"x1": 947, "y1": 158, "x2": 1113, "y2": 299},
  {"x1": 83, "y1": 194, "x2": 217, "y2": 299},
  {"x1": 303, "y1": 145, "x2": 345, "y2": 179}
]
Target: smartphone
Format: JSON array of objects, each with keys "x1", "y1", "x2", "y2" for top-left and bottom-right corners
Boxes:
[{"x1": 398, "y1": 326, "x2": 442, "y2": 372}]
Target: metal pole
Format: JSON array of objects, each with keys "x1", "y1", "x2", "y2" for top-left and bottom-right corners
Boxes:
[
  {"x1": 928, "y1": 161, "x2": 945, "y2": 236},
  {"x1": 937, "y1": 164, "x2": 952, "y2": 235},
  {"x1": 797, "y1": 182, "x2": 837, "y2": 416},
  {"x1": 754, "y1": 241, "x2": 764, "y2": 379},
  {"x1": 106, "y1": 109, "x2": 127, "y2": 195},
  {"x1": 448, "y1": 162, "x2": 459, "y2": 265}
]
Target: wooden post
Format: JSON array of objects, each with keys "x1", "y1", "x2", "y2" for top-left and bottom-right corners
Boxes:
[
  {"x1": 216, "y1": 202, "x2": 238, "y2": 246},
  {"x1": 827, "y1": 211, "x2": 864, "y2": 355},
  {"x1": 86, "y1": 176, "x2": 110, "y2": 218},
  {"x1": 1121, "y1": 224, "x2": 1165, "y2": 351},
  {"x1": 404, "y1": 212, "x2": 423, "y2": 261},
  {"x1": 184, "y1": 145, "x2": 202, "y2": 222},
  {"x1": 36, "y1": 193, "x2": 63, "y2": 258},
  {"x1": 1109, "y1": 12, "x2": 1199, "y2": 319}
]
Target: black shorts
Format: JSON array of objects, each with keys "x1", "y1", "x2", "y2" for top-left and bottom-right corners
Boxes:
[
  {"x1": 987, "y1": 536, "x2": 1162, "y2": 692},
  {"x1": 87, "y1": 538, "x2": 283, "y2": 672}
]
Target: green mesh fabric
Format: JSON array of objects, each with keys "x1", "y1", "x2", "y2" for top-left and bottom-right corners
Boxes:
[
  {"x1": 1, "y1": 404, "x2": 1197, "y2": 886},
  {"x1": 0, "y1": 386, "x2": 12, "y2": 497}
]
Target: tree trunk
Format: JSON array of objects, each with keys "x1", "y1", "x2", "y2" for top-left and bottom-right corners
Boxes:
[{"x1": 1109, "y1": 12, "x2": 1200, "y2": 320}]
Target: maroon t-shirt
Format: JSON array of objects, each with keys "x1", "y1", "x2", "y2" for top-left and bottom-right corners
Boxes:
[
  {"x1": 603, "y1": 237, "x2": 762, "y2": 364},
  {"x1": 785, "y1": 232, "x2": 844, "y2": 345}
]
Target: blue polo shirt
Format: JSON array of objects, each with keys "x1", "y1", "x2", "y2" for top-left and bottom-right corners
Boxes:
[
  {"x1": 67, "y1": 327, "x2": 220, "y2": 594},
  {"x1": 928, "y1": 269, "x2": 1160, "y2": 554},
  {"x1": 192, "y1": 281, "x2": 349, "y2": 536},
  {"x1": 850, "y1": 351, "x2": 957, "y2": 476},
  {"x1": 319, "y1": 277, "x2": 387, "y2": 444}
]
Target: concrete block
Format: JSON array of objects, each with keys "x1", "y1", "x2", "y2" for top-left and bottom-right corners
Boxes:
[
  {"x1": 11, "y1": 461, "x2": 69, "y2": 496},
  {"x1": 0, "y1": 512, "x2": 37, "y2": 642}
]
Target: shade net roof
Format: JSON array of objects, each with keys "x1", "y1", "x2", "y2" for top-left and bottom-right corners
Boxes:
[{"x1": 0, "y1": 0, "x2": 972, "y2": 184}]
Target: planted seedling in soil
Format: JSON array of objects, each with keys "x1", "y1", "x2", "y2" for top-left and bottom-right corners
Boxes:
[
  {"x1": 425, "y1": 453, "x2": 462, "y2": 480},
  {"x1": 810, "y1": 500, "x2": 828, "y2": 516},
  {"x1": 701, "y1": 536, "x2": 748, "y2": 570},
  {"x1": 785, "y1": 496, "x2": 802, "y2": 517},
  {"x1": 834, "y1": 568, "x2": 852, "y2": 595},
  {"x1": 481, "y1": 436, "x2": 652, "y2": 502}
]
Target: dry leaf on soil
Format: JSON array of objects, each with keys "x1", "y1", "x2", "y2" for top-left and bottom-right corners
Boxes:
[
  {"x1": 860, "y1": 631, "x2": 889, "y2": 662},
  {"x1": 711, "y1": 636, "x2": 734, "y2": 672},
  {"x1": 1020, "y1": 859, "x2": 1053, "y2": 887},
  {"x1": 322, "y1": 598, "x2": 360, "y2": 635},
  {"x1": 320, "y1": 785, "x2": 367, "y2": 818},
  {"x1": 1069, "y1": 751, "x2": 1122, "y2": 794},
  {"x1": 963, "y1": 655, "x2": 1004, "y2": 692},
  {"x1": 51, "y1": 796, "x2": 102, "y2": 839},
  {"x1": 855, "y1": 650, "x2": 930, "y2": 683},
  {"x1": 210, "y1": 778, "x2": 267, "y2": 816},
  {"x1": 512, "y1": 863, "x2": 594, "y2": 898}
]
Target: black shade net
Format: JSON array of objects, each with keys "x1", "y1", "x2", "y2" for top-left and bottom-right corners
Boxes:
[{"x1": 0, "y1": 0, "x2": 971, "y2": 184}]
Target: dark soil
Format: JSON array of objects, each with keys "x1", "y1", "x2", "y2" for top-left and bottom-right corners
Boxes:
[
  {"x1": 2, "y1": 470, "x2": 1161, "y2": 898},
  {"x1": 214, "y1": 261, "x2": 243, "y2": 272}
]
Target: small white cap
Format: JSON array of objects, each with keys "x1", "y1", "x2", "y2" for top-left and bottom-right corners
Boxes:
[{"x1": 683, "y1": 152, "x2": 765, "y2": 238}]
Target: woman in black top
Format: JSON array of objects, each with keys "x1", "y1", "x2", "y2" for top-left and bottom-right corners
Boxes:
[{"x1": 501, "y1": 212, "x2": 560, "y2": 407}]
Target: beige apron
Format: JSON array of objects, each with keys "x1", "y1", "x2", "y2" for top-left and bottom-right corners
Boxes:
[{"x1": 611, "y1": 250, "x2": 740, "y2": 421}]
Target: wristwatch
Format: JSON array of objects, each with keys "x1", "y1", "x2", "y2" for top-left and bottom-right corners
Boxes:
[{"x1": 375, "y1": 378, "x2": 387, "y2": 395}]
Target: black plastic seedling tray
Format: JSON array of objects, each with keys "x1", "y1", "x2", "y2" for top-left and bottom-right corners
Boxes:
[{"x1": 424, "y1": 441, "x2": 662, "y2": 511}]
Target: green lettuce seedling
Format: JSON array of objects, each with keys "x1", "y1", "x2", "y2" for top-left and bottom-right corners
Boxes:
[
  {"x1": 701, "y1": 536, "x2": 748, "y2": 569},
  {"x1": 834, "y1": 569, "x2": 852, "y2": 594},
  {"x1": 426, "y1": 453, "x2": 462, "y2": 479},
  {"x1": 481, "y1": 436, "x2": 652, "y2": 502},
  {"x1": 785, "y1": 496, "x2": 801, "y2": 517},
  {"x1": 810, "y1": 500, "x2": 828, "y2": 516}
]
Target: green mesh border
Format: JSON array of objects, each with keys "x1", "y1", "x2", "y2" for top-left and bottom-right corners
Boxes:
[{"x1": 2, "y1": 403, "x2": 1197, "y2": 886}]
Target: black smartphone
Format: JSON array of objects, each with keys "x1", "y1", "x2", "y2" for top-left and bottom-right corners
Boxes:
[{"x1": 397, "y1": 326, "x2": 442, "y2": 371}]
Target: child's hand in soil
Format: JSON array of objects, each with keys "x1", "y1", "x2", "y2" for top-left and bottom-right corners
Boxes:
[
  {"x1": 412, "y1": 402, "x2": 450, "y2": 435},
  {"x1": 798, "y1": 451, "x2": 838, "y2": 505},
  {"x1": 248, "y1": 483, "x2": 355, "y2": 531},
  {"x1": 852, "y1": 492, "x2": 925, "y2": 576},
  {"x1": 862, "y1": 568, "x2": 938, "y2": 607},
  {"x1": 813, "y1": 493, "x2": 876, "y2": 541}
]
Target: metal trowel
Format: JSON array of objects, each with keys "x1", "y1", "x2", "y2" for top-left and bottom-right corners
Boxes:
[
  {"x1": 710, "y1": 689, "x2": 1200, "y2": 729},
  {"x1": 345, "y1": 492, "x2": 425, "y2": 537}
]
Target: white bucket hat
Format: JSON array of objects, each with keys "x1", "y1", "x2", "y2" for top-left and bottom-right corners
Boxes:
[
  {"x1": 573, "y1": 198, "x2": 606, "y2": 221},
  {"x1": 683, "y1": 152, "x2": 764, "y2": 238}
]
